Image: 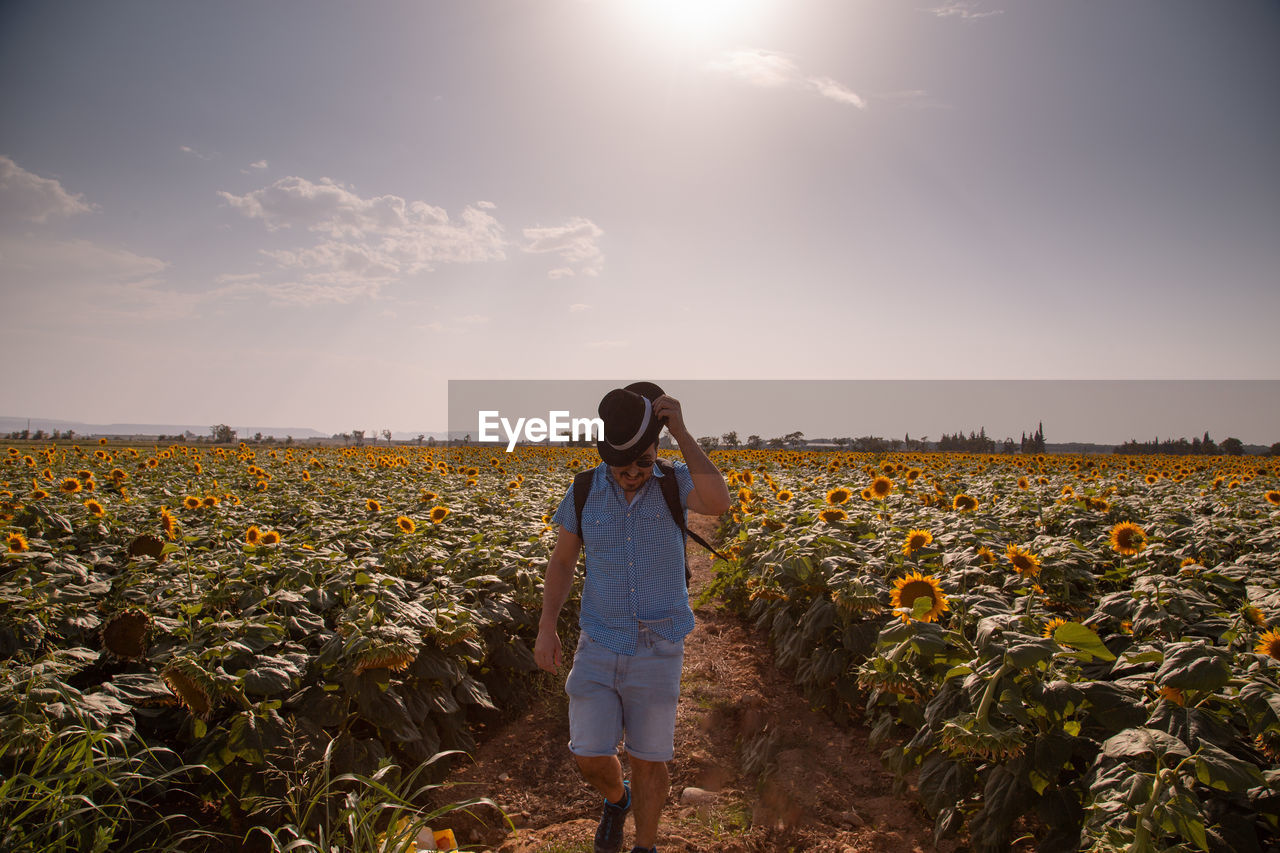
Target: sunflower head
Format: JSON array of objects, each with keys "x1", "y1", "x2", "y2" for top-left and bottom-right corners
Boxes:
[
  {"x1": 1266, "y1": 490, "x2": 1280, "y2": 506},
  {"x1": 826, "y1": 487, "x2": 852, "y2": 505},
  {"x1": 84, "y1": 499, "x2": 105, "y2": 517},
  {"x1": 365, "y1": 498, "x2": 382, "y2": 512},
  {"x1": 890, "y1": 571, "x2": 949, "y2": 623},
  {"x1": 201, "y1": 495, "x2": 218, "y2": 508},
  {"x1": 902, "y1": 529, "x2": 933, "y2": 556},
  {"x1": 182, "y1": 495, "x2": 201, "y2": 510},
  {"x1": 1242, "y1": 605, "x2": 1267, "y2": 628},
  {"x1": 60, "y1": 477, "x2": 82, "y2": 494},
  {"x1": 245, "y1": 525, "x2": 261, "y2": 545},
  {"x1": 101, "y1": 609, "x2": 152, "y2": 660},
  {"x1": 258, "y1": 529, "x2": 280, "y2": 545},
  {"x1": 818, "y1": 507, "x2": 848, "y2": 523},
  {"x1": 1109, "y1": 521, "x2": 1147, "y2": 556},
  {"x1": 775, "y1": 489, "x2": 793, "y2": 502},
  {"x1": 1256, "y1": 629, "x2": 1280, "y2": 659},
  {"x1": 162, "y1": 657, "x2": 217, "y2": 719},
  {"x1": 869, "y1": 477, "x2": 893, "y2": 499},
  {"x1": 396, "y1": 515, "x2": 416, "y2": 534},
  {"x1": 159, "y1": 509, "x2": 178, "y2": 540},
  {"x1": 1006, "y1": 544, "x2": 1041, "y2": 578},
  {"x1": 1157, "y1": 686, "x2": 1186, "y2": 707},
  {"x1": 5, "y1": 531, "x2": 29, "y2": 553},
  {"x1": 976, "y1": 546, "x2": 997, "y2": 565},
  {"x1": 953, "y1": 493, "x2": 978, "y2": 512},
  {"x1": 430, "y1": 505, "x2": 450, "y2": 524},
  {"x1": 1042, "y1": 617, "x2": 1067, "y2": 639}
]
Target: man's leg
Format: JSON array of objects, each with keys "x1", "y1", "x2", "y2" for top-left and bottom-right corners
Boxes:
[
  {"x1": 629, "y1": 756, "x2": 669, "y2": 849},
  {"x1": 575, "y1": 752, "x2": 626, "y2": 804}
]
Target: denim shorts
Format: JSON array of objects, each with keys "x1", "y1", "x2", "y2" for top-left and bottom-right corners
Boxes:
[{"x1": 565, "y1": 624, "x2": 685, "y2": 762}]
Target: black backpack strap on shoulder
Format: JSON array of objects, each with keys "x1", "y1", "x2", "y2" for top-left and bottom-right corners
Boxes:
[
  {"x1": 572, "y1": 468, "x2": 595, "y2": 543},
  {"x1": 655, "y1": 461, "x2": 732, "y2": 569}
]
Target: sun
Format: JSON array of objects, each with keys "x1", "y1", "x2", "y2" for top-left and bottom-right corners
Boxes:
[{"x1": 619, "y1": 0, "x2": 765, "y2": 44}]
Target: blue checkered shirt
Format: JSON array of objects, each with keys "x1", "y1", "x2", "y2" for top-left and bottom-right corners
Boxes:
[{"x1": 552, "y1": 461, "x2": 695, "y2": 655}]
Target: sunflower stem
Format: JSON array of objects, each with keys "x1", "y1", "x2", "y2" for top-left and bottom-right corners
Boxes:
[{"x1": 976, "y1": 661, "x2": 1014, "y2": 728}]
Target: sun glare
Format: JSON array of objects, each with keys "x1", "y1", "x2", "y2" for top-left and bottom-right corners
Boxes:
[{"x1": 620, "y1": 0, "x2": 765, "y2": 44}]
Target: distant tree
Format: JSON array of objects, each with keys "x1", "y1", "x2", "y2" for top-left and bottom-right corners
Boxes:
[
  {"x1": 1220, "y1": 437, "x2": 1244, "y2": 456},
  {"x1": 382, "y1": 429, "x2": 393, "y2": 444},
  {"x1": 1269, "y1": 442, "x2": 1280, "y2": 457},
  {"x1": 210, "y1": 424, "x2": 237, "y2": 443},
  {"x1": 767, "y1": 437, "x2": 785, "y2": 449},
  {"x1": 1002, "y1": 437, "x2": 1016, "y2": 454},
  {"x1": 51, "y1": 429, "x2": 62, "y2": 440},
  {"x1": 747, "y1": 435, "x2": 762, "y2": 450},
  {"x1": 721, "y1": 431, "x2": 739, "y2": 449},
  {"x1": 254, "y1": 432, "x2": 263, "y2": 443},
  {"x1": 340, "y1": 432, "x2": 352, "y2": 446},
  {"x1": 352, "y1": 429, "x2": 365, "y2": 447},
  {"x1": 416, "y1": 434, "x2": 425, "y2": 445},
  {"x1": 32, "y1": 429, "x2": 46, "y2": 440},
  {"x1": 698, "y1": 436, "x2": 718, "y2": 452},
  {"x1": 427, "y1": 436, "x2": 437, "y2": 447},
  {"x1": 784, "y1": 430, "x2": 805, "y2": 449}
]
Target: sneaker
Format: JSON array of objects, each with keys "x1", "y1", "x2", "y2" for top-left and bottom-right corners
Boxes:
[{"x1": 594, "y1": 780, "x2": 631, "y2": 853}]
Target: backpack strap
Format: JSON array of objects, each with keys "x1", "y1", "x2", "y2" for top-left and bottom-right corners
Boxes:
[
  {"x1": 572, "y1": 468, "x2": 595, "y2": 544},
  {"x1": 655, "y1": 460, "x2": 732, "y2": 573}
]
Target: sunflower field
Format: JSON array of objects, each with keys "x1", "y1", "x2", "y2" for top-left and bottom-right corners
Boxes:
[
  {"x1": 0, "y1": 440, "x2": 596, "y2": 852},
  {"x1": 707, "y1": 450, "x2": 1280, "y2": 852}
]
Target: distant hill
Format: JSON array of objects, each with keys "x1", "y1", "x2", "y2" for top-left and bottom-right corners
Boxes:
[{"x1": 0, "y1": 416, "x2": 329, "y2": 440}]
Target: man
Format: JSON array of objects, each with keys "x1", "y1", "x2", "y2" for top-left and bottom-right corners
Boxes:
[{"x1": 534, "y1": 383, "x2": 731, "y2": 853}]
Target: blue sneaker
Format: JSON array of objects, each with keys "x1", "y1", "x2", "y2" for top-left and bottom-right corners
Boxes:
[{"x1": 594, "y1": 780, "x2": 630, "y2": 853}]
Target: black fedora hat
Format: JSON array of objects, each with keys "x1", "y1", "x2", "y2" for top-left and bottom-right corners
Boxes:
[{"x1": 596, "y1": 382, "x2": 666, "y2": 465}]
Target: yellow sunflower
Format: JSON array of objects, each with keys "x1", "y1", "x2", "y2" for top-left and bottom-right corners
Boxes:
[
  {"x1": 1266, "y1": 490, "x2": 1280, "y2": 506},
  {"x1": 84, "y1": 499, "x2": 105, "y2": 517},
  {"x1": 1006, "y1": 544, "x2": 1041, "y2": 578},
  {"x1": 1017, "y1": 477, "x2": 1029, "y2": 490},
  {"x1": 396, "y1": 515, "x2": 416, "y2": 534},
  {"x1": 976, "y1": 546, "x2": 997, "y2": 565},
  {"x1": 31, "y1": 489, "x2": 49, "y2": 502},
  {"x1": 1257, "y1": 629, "x2": 1280, "y2": 659},
  {"x1": 245, "y1": 525, "x2": 262, "y2": 545},
  {"x1": 1042, "y1": 617, "x2": 1068, "y2": 638},
  {"x1": 826, "y1": 487, "x2": 852, "y2": 505},
  {"x1": 776, "y1": 489, "x2": 793, "y2": 502},
  {"x1": 953, "y1": 493, "x2": 978, "y2": 512},
  {"x1": 182, "y1": 496, "x2": 201, "y2": 510},
  {"x1": 890, "y1": 571, "x2": 949, "y2": 623},
  {"x1": 366, "y1": 498, "x2": 382, "y2": 512},
  {"x1": 201, "y1": 495, "x2": 219, "y2": 508},
  {"x1": 430, "y1": 505, "x2": 451, "y2": 524},
  {"x1": 159, "y1": 509, "x2": 177, "y2": 540},
  {"x1": 818, "y1": 507, "x2": 848, "y2": 523},
  {"x1": 1242, "y1": 605, "x2": 1267, "y2": 628},
  {"x1": 259, "y1": 530, "x2": 280, "y2": 545},
  {"x1": 6, "y1": 531, "x2": 29, "y2": 553},
  {"x1": 869, "y1": 477, "x2": 893, "y2": 499},
  {"x1": 60, "y1": 477, "x2": 82, "y2": 494},
  {"x1": 902, "y1": 529, "x2": 933, "y2": 556},
  {"x1": 1109, "y1": 521, "x2": 1147, "y2": 556}
]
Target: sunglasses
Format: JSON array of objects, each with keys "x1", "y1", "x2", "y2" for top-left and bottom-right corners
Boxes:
[{"x1": 612, "y1": 456, "x2": 656, "y2": 471}]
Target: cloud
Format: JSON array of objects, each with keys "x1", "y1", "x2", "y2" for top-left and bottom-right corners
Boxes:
[
  {"x1": 179, "y1": 144, "x2": 216, "y2": 161},
  {"x1": 521, "y1": 217, "x2": 604, "y2": 277},
  {"x1": 569, "y1": 303, "x2": 590, "y2": 312},
  {"x1": 421, "y1": 314, "x2": 491, "y2": 333},
  {"x1": 0, "y1": 235, "x2": 191, "y2": 323},
  {"x1": 927, "y1": 2, "x2": 1003, "y2": 21},
  {"x1": 0, "y1": 155, "x2": 94, "y2": 226},
  {"x1": 218, "y1": 176, "x2": 508, "y2": 300},
  {"x1": 706, "y1": 50, "x2": 866, "y2": 109},
  {"x1": 214, "y1": 278, "x2": 383, "y2": 306},
  {"x1": 250, "y1": 160, "x2": 268, "y2": 169}
]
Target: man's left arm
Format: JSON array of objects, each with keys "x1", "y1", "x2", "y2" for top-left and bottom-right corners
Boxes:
[{"x1": 652, "y1": 395, "x2": 731, "y2": 516}]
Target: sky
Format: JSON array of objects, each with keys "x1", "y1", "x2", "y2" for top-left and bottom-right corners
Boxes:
[{"x1": 2, "y1": 1, "x2": 1278, "y2": 442}]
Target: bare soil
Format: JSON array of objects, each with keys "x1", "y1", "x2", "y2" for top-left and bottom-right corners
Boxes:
[{"x1": 436, "y1": 515, "x2": 954, "y2": 853}]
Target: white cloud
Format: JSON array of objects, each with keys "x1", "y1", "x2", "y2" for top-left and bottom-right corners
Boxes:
[
  {"x1": 522, "y1": 217, "x2": 604, "y2": 277},
  {"x1": 706, "y1": 50, "x2": 866, "y2": 109},
  {"x1": 927, "y1": 2, "x2": 1003, "y2": 21},
  {"x1": 0, "y1": 155, "x2": 94, "y2": 226},
  {"x1": 214, "y1": 278, "x2": 382, "y2": 306},
  {"x1": 420, "y1": 314, "x2": 491, "y2": 333},
  {"x1": 179, "y1": 144, "x2": 216, "y2": 161},
  {"x1": 250, "y1": 160, "x2": 268, "y2": 169},
  {"x1": 218, "y1": 175, "x2": 508, "y2": 300},
  {"x1": 0, "y1": 236, "x2": 191, "y2": 322},
  {"x1": 569, "y1": 303, "x2": 590, "y2": 312}
]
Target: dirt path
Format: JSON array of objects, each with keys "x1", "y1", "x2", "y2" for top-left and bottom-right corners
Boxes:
[{"x1": 439, "y1": 515, "x2": 951, "y2": 852}]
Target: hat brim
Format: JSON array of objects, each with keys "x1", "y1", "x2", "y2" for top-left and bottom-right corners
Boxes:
[{"x1": 596, "y1": 400, "x2": 664, "y2": 465}]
